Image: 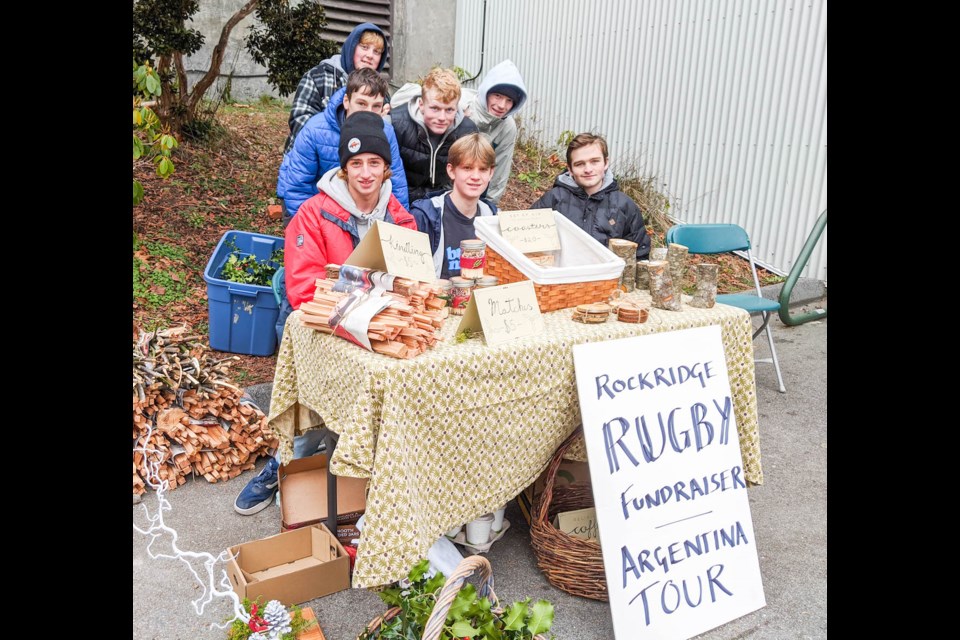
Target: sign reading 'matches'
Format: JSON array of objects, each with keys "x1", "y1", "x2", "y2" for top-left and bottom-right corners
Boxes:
[
  {"x1": 572, "y1": 325, "x2": 766, "y2": 640},
  {"x1": 498, "y1": 208, "x2": 562, "y2": 253},
  {"x1": 456, "y1": 280, "x2": 544, "y2": 346}
]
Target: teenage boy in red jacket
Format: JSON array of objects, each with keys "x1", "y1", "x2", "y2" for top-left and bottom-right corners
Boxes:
[{"x1": 234, "y1": 110, "x2": 416, "y2": 516}]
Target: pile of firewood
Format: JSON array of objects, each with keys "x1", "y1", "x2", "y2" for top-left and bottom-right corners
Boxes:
[
  {"x1": 133, "y1": 326, "x2": 277, "y2": 496},
  {"x1": 299, "y1": 276, "x2": 449, "y2": 359}
]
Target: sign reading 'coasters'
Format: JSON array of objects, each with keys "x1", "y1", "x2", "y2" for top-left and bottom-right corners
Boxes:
[{"x1": 572, "y1": 325, "x2": 765, "y2": 640}]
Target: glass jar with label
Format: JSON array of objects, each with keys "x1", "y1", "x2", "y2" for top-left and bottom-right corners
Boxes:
[
  {"x1": 473, "y1": 275, "x2": 499, "y2": 288},
  {"x1": 459, "y1": 239, "x2": 486, "y2": 279},
  {"x1": 435, "y1": 278, "x2": 453, "y2": 307},
  {"x1": 449, "y1": 276, "x2": 474, "y2": 315}
]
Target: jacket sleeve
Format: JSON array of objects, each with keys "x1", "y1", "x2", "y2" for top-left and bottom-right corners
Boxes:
[
  {"x1": 286, "y1": 73, "x2": 320, "y2": 153},
  {"x1": 386, "y1": 125, "x2": 409, "y2": 210},
  {"x1": 486, "y1": 121, "x2": 517, "y2": 204},
  {"x1": 409, "y1": 200, "x2": 439, "y2": 255},
  {"x1": 530, "y1": 189, "x2": 558, "y2": 211},
  {"x1": 620, "y1": 197, "x2": 652, "y2": 260},
  {"x1": 283, "y1": 204, "x2": 329, "y2": 309},
  {"x1": 280, "y1": 126, "x2": 322, "y2": 216}
]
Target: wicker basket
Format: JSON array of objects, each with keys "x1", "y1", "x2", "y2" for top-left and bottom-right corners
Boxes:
[
  {"x1": 358, "y1": 555, "x2": 549, "y2": 640},
  {"x1": 529, "y1": 427, "x2": 608, "y2": 601},
  {"x1": 485, "y1": 246, "x2": 621, "y2": 312}
]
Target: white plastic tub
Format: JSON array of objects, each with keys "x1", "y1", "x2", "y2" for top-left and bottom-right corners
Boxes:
[{"x1": 473, "y1": 211, "x2": 625, "y2": 285}]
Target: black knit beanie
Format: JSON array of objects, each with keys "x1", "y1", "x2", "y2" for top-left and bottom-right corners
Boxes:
[
  {"x1": 339, "y1": 111, "x2": 392, "y2": 167},
  {"x1": 486, "y1": 83, "x2": 524, "y2": 105}
]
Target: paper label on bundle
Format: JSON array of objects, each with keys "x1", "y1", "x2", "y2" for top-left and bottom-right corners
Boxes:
[
  {"x1": 332, "y1": 264, "x2": 396, "y2": 294},
  {"x1": 498, "y1": 208, "x2": 561, "y2": 252},
  {"x1": 457, "y1": 280, "x2": 544, "y2": 346},
  {"x1": 344, "y1": 220, "x2": 435, "y2": 283},
  {"x1": 329, "y1": 290, "x2": 394, "y2": 351}
]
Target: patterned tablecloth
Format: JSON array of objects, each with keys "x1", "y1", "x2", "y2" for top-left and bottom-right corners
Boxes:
[{"x1": 267, "y1": 291, "x2": 763, "y2": 589}]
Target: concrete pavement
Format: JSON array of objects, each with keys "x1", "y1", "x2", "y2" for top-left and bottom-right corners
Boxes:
[{"x1": 133, "y1": 298, "x2": 826, "y2": 640}]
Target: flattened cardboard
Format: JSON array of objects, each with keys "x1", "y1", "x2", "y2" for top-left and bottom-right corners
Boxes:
[
  {"x1": 343, "y1": 220, "x2": 435, "y2": 283},
  {"x1": 279, "y1": 453, "x2": 368, "y2": 531},
  {"x1": 227, "y1": 524, "x2": 349, "y2": 605}
]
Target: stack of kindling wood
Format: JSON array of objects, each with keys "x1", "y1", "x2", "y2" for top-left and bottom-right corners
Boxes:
[
  {"x1": 298, "y1": 275, "x2": 449, "y2": 359},
  {"x1": 133, "y1": 326, "x2": 277, "y2": 496}
]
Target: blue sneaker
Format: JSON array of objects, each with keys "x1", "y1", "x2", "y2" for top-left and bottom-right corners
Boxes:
[{"x1": 234, "y1": 457, "x2": 279, "y2": 515}]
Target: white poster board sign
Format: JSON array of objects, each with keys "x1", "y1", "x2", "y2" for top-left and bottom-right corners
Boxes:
[{"x1": 572, "y1": 325, "x2": 765, "y2": 640}]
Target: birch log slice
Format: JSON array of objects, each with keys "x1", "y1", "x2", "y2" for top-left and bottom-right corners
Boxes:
[
  {"x1": 689, "y1": 263, "x2": 719, "y2": 308},
  {"x1": 635, "y1": 260, "x2": 650, "y2": 292},
  {"x1": 667, "y1": 243, "x2": 689, "y2": 301},
  {"x1": 648, "y1": 260, "x2": 681, "y2": 311},
  {"x1": 609, "y1": 239, "x2": 638, "y2": 292}
]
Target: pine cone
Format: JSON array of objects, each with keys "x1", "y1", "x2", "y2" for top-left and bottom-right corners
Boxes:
[{"x1": 262, "y1": 600, "x2": 292, "y2": 638}]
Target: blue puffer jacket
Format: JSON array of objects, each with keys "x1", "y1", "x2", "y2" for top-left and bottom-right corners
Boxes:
[{"x1": 277, "y1": 87, "x2": 409, "y2": 216}]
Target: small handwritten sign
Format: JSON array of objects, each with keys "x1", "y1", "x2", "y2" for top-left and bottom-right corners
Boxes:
[
  {"x1": 553, "y1": 507, "x2": 599, "y2": 541},
  {"x1": 456, "y1": 280, "x2": 544, "y2": 346},
  {"x1": 344, "y1": 220, "x2": 436, "y2": 283},
  {"x1": 498, "y1": 209, "x2": 562, "y2": 253},
  {"x1": 572, "y1": 325, "x2": 765, "y2": 640}
]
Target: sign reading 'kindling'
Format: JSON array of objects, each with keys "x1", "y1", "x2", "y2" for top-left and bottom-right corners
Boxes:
[{"x1": 572, "y1": 325, "x2": 765, "y2": 640}]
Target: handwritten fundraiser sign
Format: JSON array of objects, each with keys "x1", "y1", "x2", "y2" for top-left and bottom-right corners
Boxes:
[
  {"x1": 572, "y1": 325, "x2": 765, "y2": 640},
  {"x1": 498, "y1": 208, "x2": 562, "y2": 253},
  {"x1": 344, "y1": 220, "x2": 436, "y2": 283},
  {"x1": 456, "y1": 280, "x2": 544, "y2": 346}
]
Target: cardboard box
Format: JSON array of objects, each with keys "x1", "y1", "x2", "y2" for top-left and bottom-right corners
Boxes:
[
  {"x1": 227, "y1": 524, "x2": 349, "y2": 605},
  {"x1": 279, "y1": 453, "x2": 368, "y2": 532},
  {"x1": 552, "y1": 506, "x2": 599, "y2": 541}
]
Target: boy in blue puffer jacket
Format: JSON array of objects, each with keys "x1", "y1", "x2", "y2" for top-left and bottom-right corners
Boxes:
[{"x1": 277, "y1": 68, "x2": 409, "y2": 221}]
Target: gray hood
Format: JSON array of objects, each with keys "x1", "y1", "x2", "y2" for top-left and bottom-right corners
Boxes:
[
  {"x1": 557, "y1": 168, "x2": 615, "y2": 194},
  {"x1": 474, "y1": 59, "x2": 527, "y2": 118}
]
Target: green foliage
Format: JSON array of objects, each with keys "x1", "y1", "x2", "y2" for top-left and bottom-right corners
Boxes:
[
  {"x1": 219, "y1": 239, "x2": 284, "y2": 286},
  {"x1": 452, "y1": 66, "x2": 474, "y2": 83},
  {"x1": 360, "y1": 559, "x2": 555, "y2": 640},
  {"x1": 134, "y1": 60, "x2": 178, "y2": 205},
  {"x1": 133, "y1": 257, "x2": 191, "y2": 309},
  {"x1": 246, "y1": 0, "x2": 337, "y2": 97},
  {"x1": 132, "y1": 0, "x2": 204, "y2": 60}
]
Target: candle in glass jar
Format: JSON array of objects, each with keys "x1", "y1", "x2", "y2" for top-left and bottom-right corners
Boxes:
[
  {"x1": 459, "y1": 239, "x2": 486, "y2": 279},
  {"x1": 449, "y1": 276, "x2": 474, "y2": 315}
]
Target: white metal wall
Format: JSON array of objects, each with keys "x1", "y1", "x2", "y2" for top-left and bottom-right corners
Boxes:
[{"x1": 455, "y1": 0, "x2": 826, "y2": 281}]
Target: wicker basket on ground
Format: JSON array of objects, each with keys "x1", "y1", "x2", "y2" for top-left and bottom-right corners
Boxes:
[
  {"x1": 529, "y1": 427, "x2": 608, "y2": 601},
  {"x1": 357, "y1": 555, "x2": 549, "y2": 640}
]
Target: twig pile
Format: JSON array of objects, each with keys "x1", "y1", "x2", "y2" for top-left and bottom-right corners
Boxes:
[
  {"x1": 133, "y1": 326, "x2": 278, "y2": 496},
  {"x1": 299, "y1": 277, "x2": 449, "y2": 359}
]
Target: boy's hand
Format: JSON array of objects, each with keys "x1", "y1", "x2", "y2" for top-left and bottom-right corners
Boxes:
[{"x1": 381, "y1": 103, "x2": 391, "y2": 116}]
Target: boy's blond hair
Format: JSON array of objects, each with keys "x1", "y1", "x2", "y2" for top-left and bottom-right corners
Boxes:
[
  {"x1": 421, "y1": 67, "x2": 461, "y2": 104},
  {"x1": 359, "y1": 30, "x2": 385, "y2": 54},
  {"x1": 447, "y1": 133, "x2": 496, "y2": 170}
]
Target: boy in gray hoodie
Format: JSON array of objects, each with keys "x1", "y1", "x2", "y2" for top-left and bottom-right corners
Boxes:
[{"x1": 460, "y1": 60, "x2": 528, "y2": 205}]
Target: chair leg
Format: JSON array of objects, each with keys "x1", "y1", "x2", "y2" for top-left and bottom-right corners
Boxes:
[{"x1": 760, "y1": 312, "x2": 787, "y2": 393}]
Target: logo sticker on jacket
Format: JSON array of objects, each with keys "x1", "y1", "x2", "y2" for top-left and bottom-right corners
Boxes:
[
  {"x1": 348, "y1": 138, "x2": 361, "y2": 153},
  {"x1": 297, "y1": 234, "x2": 304, "y2": 247}
]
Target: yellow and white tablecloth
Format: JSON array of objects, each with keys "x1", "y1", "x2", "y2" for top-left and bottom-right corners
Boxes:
[{"x1": 267, "y1": 291, "x2": 763, "y2": 588}]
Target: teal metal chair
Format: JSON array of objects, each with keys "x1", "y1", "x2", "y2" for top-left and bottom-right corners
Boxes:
[
  {"x1": 666, "y1": 224, "x2": 786, "y2": 393},
  {"x1": 271, "y1": 266, "x2": 285, "y2": 306}
]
